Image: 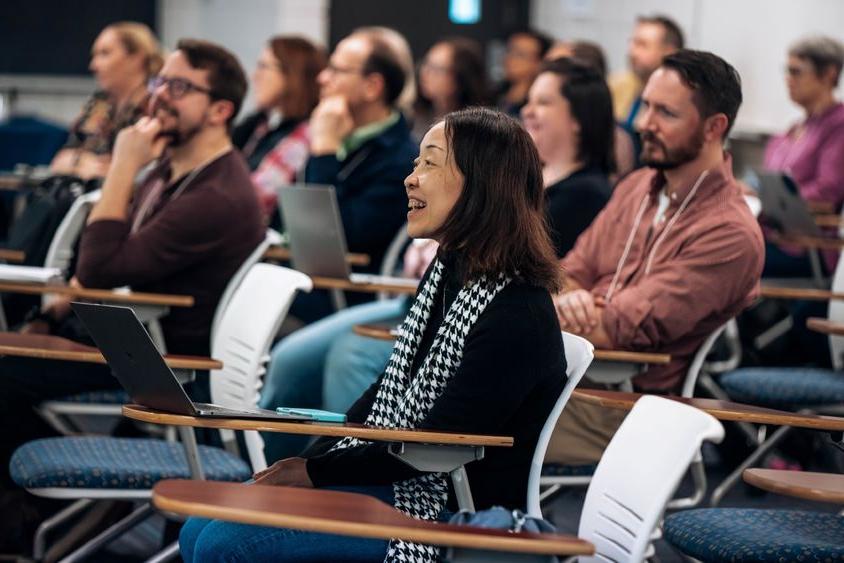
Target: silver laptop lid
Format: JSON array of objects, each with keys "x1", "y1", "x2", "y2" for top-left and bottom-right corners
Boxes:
[
  {"x1": 278, "y1": 184, "x2": 352, "y2": 278},
  {"x1": 756, "y1": 171, "x2": 821, "y2": 237}
]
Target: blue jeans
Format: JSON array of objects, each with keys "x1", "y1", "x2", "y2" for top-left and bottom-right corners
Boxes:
[
  {"x1": 179, "y1": 485, "x2": 393, "y2": 562},
  {"x1": 323, "y1": 332, "x2": 395, "y2": 412},
  {"x1": 259, "y1": 299, "x2": 406, "y2": 462}
]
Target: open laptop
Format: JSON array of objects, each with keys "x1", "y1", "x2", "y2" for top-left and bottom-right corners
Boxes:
[
  {"x1": 70, "y1": 302, "x2": 309, "y2": 421},
  {"x1": 756, "y1": 171, "x2": 821, "y2": 237},
  {"x1": 278, "y1": 185, "x2": 418, "y2": 288}
]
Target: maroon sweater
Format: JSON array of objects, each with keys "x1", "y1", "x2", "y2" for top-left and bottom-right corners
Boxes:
[{"x1": 76, "y1": 150, "x2": 264, "y2": 355}]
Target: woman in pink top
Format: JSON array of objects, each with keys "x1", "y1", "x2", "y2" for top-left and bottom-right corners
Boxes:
[{"x1": 763, "y1": 36, "x2": 844, "y2": 276}]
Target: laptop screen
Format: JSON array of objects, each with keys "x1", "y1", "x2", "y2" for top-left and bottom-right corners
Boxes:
[
  {"x1": 278, "y1": 185, "x2": 352, "y2": 279},
  {"x1": 70, "y1": 302, "x2": 198, "y2": 415}
]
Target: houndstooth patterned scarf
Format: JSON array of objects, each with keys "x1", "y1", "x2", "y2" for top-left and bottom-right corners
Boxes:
[{"x1": 329, "y1": 257, "x2": 510, "y2": 562}]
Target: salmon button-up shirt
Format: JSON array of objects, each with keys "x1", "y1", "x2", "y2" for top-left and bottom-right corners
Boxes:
[{"x1": 561, "y1": 155, "x2": 765, "y2": 392}]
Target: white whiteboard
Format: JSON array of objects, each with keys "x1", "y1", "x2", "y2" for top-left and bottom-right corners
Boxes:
[{"x1": 531, "y1": 0, "x2": 844, "y2": 134}]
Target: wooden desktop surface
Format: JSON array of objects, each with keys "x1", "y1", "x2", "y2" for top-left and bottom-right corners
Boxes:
[
  {"x1": 807, "y1": 317, "x2": 844, "y2": 337},
  {"x1": 352, "y1": 324, "x2": 672, "y2": 364},
  {"x1": 310, "y1": 276, "x2": 418, "y2": 295},
  {"x1": 814, "y1": 214, "x2": 842, "y2": 229},
  {"x1": 808, "y1": 201, "x2": 835, "y2": 214},
  {"x1": 743, "y1": 468, "x2": 844, "y2": 504},
  {"x1": 573, "y1": 389, "x2": 844, "y2": 431},
  {"x1": 760, "y1": 286, "x2": 844, "y2": 301},
  {"x1": 122, "y1": 405, "x2": 513, "y2": 447},
  {"x1": 0, "y1": 281, "x2": 194, "y2": 307},
  {"x1": 264, "y1": 246, "x2": 370, "y2": 267},
  {"x1": 592, "y1": 349, "x2": 672, "y2": 365},
  {"x1": 153, "y1": 480, "x2": 594, "y2": 556},
  {"x1": 0, "y1": 332, "x2": 221, "y2": 370},
  {"x1": 779, "y1": 234, "x2": 844, "y2": 251},
  {"x1": 0, "y1": 174, "x2": 27, "y2": 191},
  {"x1": 0, "y1": 249, "x2": 25, "y2": 263}
]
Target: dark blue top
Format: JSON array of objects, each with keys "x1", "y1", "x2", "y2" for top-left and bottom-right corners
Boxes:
[
  {"x1": 304, "y1": 114, "x2": 417, "y2": 273},
  {"x1": 544, "y1": 166, "x2": 611, "y2": 258}
]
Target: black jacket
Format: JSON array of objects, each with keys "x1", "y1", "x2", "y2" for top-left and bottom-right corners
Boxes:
[
  {"x1": 304, "y1": 255, "x2": 567, "y2": 512},
  {"x1": 303, "y1": 114, "x2": 417, "y2": 272},
  {"x1": 545, "y1": 166, "x2": 611, "y2": 258}
]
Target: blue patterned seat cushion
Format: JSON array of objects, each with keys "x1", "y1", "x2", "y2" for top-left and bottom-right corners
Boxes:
[
  {"x1": 719, "y1": 367, "x2": 844, "y2": 409},
  {"x1": 49, "y1": 390, "x2": 130, "y2": 404},
  {"x1": 10, "y1": 437, "x2": 251, "y2": 490},
  {"x1": 664, "y1": 509, "x2": 844, "y2": 562},
  {"x1": 541, "y1": 464, "x2": 596, "y2": 477}
]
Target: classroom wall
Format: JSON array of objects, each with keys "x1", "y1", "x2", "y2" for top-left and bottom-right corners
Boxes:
[
  {"x1": 1, "y1": 0, "x2": 328, "y2": 126},
  {"x1": 531, "y1": 0, "x2": 844, "y2": 134},
  {"x1": 158, "y1": 0, "x2": 328, "y2": 115},
  {"x1": 5, "y1": 0, "x2": 844, "y2": 135}
]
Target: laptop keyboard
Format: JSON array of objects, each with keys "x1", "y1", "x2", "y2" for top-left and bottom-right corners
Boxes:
[
  {"x1": 194, "y1": 403, "x2": 276, "y2": 417},
  {"x1": 349, "y1": 273, "x2": 419, "y2": 288}
]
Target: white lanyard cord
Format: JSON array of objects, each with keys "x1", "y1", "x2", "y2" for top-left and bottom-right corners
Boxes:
[
  {"x1": 605, "y1": 194, "x2": 649, "y2": 303},
  {"x1": 132, "y1": 148, "x2": 231, "y2": 233},
  {"x1": 645, "y1": 169, "x2": 709, "y2": 275},
  {"x1": 604, "y1": 169, "x2": 710, "y2": 302}
]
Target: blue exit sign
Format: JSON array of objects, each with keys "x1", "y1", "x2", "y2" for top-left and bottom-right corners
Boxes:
[{"x1": 449, "y1": 0, "x2": 481, "y2": 24}]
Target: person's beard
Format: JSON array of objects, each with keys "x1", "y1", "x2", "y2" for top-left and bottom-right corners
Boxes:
[
  {"x1": 639, "y1": 125, "x2": 705, "y2": 170},
  {"x1": 149, "y1": 98, "x2": 204, "y2": 147},
  {"x1": 167, "y1": 122, "x2": 203, "y2": 148}
]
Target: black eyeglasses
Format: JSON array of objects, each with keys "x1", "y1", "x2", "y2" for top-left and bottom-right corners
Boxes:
[
  {"x1": 324, "y1": 62, "x2": 366, "y2": 76},
  {"x1": 785, "y1": 64, "x2": 810, "y2": 78},
  {"x1": 147, "y1": 76, "x2": 213, "y2": 100}
]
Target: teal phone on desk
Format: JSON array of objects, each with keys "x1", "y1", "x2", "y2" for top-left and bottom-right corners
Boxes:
[{"x1": 276, "y1": 407, "x2": 347, "y2": 423}]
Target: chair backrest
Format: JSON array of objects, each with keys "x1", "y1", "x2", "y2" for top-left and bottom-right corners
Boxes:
[
  {"x1": 41, "y1": 189, "x2": 101, "y2": 307},
  {"x1": 209, "y1": 263, "x2": 312, "y2": 470},
  {"x1": 526, "y1": 332, "x2": 594, "y2": 517},
  {"x1": 702, "y1": 318, "x2": 742, "y2": 375},
  {"x1": 377, "y1": 223, "x2": 410, "y2": 301},
  {"x1": 209, "y1": 229, "x2": 282, "y2": 341},
  {"x1": 577, "y1": 395, "x2": 724, "y2": 563},
  {"x1": 379, "y1": 222, "x2": 409, "y2": 277},
  {"x1": 828, "y1": 249, "x2": 844, "y2": 370},
  {"x1": 680, "y1": 322, "x2": 730, "y2": 397},
  {"x1": 42, "y1": 189, "x2": 101, "y2": 272}
]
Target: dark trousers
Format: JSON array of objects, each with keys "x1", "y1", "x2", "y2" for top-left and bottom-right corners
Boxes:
[
  {"x1": 762, "y1": 240, "x2": 819, "y2": 278},
  {"x1": 0, "y1": 357, "x2": 120, "y2": 489}
]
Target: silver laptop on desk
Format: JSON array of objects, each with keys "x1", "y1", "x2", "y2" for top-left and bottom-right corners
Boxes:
[
  {"x1": 278, "y1": 185, "x2": 417, "y2": 288},
  {"x1": 70, "y1": 302, "x2": 308, "y2": 421},
  {"x1": 757, "y1": 171, "x2": 822, "y2": 237}
]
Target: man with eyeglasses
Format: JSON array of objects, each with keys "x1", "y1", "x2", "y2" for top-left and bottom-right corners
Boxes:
[
  {"x1": 287, "y1": 28, "x2": 417, "y2": 323},
  {"x1": 497, "y1": 28, "x2": 553, "y2": 117},
  {"x1": 0, "y1": 40, "x2": 264, "y2": 546},
  {"x1": 73, "y1": 38, "x2": 264, "y2": 350}
]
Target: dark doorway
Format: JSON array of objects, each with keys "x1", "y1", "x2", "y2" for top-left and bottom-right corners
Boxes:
[
  {"x1": 0, "y1": 0, "x2": 156, "y2": 75},
  {"x1": 328, "y1": 0, "x2": 530, "y2": 60}
]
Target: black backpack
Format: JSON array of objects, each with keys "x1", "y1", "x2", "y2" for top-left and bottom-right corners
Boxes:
[{"x1": 3, "y1": 175, "x2": 100, "y2": 326}]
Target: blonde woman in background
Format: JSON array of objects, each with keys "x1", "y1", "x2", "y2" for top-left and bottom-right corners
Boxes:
[{"x1": 51, "y1": 22, "x2": 163, "y2": 179}]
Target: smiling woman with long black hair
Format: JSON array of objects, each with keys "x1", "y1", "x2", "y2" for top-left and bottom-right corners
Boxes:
[{"x1": 180, "y1": 107, "x2": 568, "y2": 563}]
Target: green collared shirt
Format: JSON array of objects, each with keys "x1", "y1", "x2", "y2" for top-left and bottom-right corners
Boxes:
[{"x1": 336, "y1": 111, "x2": 400, "y2": 161}]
